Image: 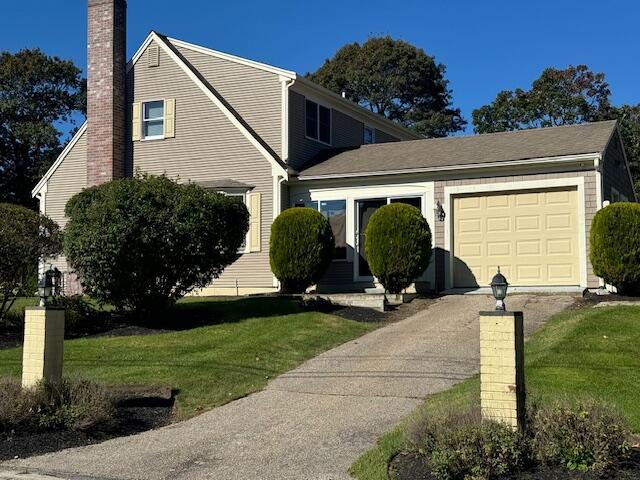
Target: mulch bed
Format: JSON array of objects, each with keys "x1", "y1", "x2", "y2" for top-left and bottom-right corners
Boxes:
[
  {"x1": 0, "y1": 385, "x2": 175, "y2": 461},
  {"x1": 389, "y1": 450, "x2": 640, "y2": 480}
]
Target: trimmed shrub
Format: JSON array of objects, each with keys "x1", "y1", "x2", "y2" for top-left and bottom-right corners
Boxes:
[
  {"x1": 407, "y1": 407, "x2": 524, "y2": 480},
  {"x1": 0, "y1": 203, "x2": 62, "y2": 321},
  {"x1": 270, "y1": 208, "x2": 334, "y2": 293},
  {"x1": 590, "y1": 202, "x2": 640, "y2": 295},
  {"x1": 0, "y1": 377, "x2": 114, "y2": 434},
  {"x1": 64, "y1": 174, "x2": 249, "y2": 312},
  {"x1": 364, "y1": 203, "x2": 432, "y2": 293},
  {"x1": 528, "y1": 400, "x2": 630, "y2": 473}
]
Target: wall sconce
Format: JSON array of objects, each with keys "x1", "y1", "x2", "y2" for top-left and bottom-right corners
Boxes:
[{"x1": 434, "y1": 201, "x2": 446, "y2": 222}]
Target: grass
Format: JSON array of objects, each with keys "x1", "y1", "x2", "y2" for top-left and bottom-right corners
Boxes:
[
  {"x1": 350, "y1": 305, "x2": 640, "y2": 480},
  {"x1": 0, "y1": 296, "x2": 380, "y2": 419}
]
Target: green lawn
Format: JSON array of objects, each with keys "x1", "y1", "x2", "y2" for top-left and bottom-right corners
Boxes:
[
  {"x1": 0, "y1": 296, "x2": 380, "y2": 419},
  {"x1": 350, "y1": 305, "x2": 640, "y2": 480}
]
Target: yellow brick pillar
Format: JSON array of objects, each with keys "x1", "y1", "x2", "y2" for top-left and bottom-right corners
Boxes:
[
  {"x1": 479, "y1": 311, "x2": 525, "y2": 430},
  {"x1": 22, "y1": 307, "x2": 65, "y2": 389}
]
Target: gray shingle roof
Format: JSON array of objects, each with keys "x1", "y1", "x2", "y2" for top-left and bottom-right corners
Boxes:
[{"x1": 298, "y1": 120, "x2": 618, "y2": 178}]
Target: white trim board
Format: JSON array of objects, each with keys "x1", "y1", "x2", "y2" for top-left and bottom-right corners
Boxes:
[
  {"x1": 442, "y1": 177, "x2": 588, "y2": 290},
  {"x1": 32, "y1": 122, "x2": 87, "y2": 197}
]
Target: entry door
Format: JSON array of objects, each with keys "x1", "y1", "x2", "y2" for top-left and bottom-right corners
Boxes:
[{"x1": 356, "y1": 199, "x2": 387, "y2": 279}]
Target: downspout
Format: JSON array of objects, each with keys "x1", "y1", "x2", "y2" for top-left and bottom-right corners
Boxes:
[{"x1": 594, "y1": 154, "x2": 606, "y2": 288}]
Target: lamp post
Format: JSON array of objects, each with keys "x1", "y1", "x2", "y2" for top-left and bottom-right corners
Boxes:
[
  {"x1": 37, "y1": 268, "x2": 54, "y2": 306},
  {"x1": 490, "y1": 267, "x2": 508, "y2": 311}
]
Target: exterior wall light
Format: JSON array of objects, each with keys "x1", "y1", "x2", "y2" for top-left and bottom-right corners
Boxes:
[
  {"x1": 434, "y1": 201, "x2": 446, "y2": 222},
  {"x1": 37, "y1": 266, "x2": 62, "y2": 306},
  {"x1": 490, "y1": 266, "x2": 508, "y2": 311}
]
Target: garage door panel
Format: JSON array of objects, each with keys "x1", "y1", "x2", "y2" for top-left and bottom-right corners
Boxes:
[{"x1": 453, "y1": 188, "x2": 579, "y2": 287}]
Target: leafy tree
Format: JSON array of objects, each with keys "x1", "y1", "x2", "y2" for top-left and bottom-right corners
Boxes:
[
  {"x1": 64, "y1": 175, "x2": 249, "y2": 312},
  {"x1": 269, "y1": 208, "x2": 334, "y2": 294},
  {"x1": 0, "y1": 49, "x2": 86, "y2": 208},
  {"x1": 473, "y1": 65, "x2": 640, "y2": 189},
  {"x1": 0, "y1": 203, "x2": 62, "y2": 321},
  {"x1": 364, "y1": 203, "x2": 432, "y2": 294},
  {"x1": 307, "y1": 36, "x2": 465, "y2": 137}
]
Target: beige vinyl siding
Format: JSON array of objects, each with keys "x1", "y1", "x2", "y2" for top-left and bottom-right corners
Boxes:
[
  {"x1": 602, "y1": 133, "x2": 635, "y2": 201},
  {"x1": 43, "y1": 130, "x2": 87, "y2": 289},
  {"x1": 374, "y1": 129, "x2": 400, "y2": 143},
  {"x1": 433, "y1": 170, "x2": 599, "y2": 290},
  {"x1": 174, "y1": 44, "x2": 283, "y2": 158},
  {"x1": 128, "y1": 40, "x2": 275, "y2": 289}
]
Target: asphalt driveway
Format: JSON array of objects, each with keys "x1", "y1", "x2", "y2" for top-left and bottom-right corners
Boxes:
[{"x1": 1, "y1": 294, "x2": 575, "y2": 480}]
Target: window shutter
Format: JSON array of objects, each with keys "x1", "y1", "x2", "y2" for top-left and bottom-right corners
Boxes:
[
  {"x1": 164, "y1": 99, "x2": 175, "y2": 138},
  {"x1": 132, "y1": 102, "x2": 141, "y2": 141},
  {"x1": 247, "y1": 192, "x2": 261, "y2": 252}
]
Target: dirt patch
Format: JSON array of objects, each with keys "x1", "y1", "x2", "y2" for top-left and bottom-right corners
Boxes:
[
  {"x1": 0, "y1": 384, "x2": 175, "y2": 461},
  {"x1": 304, "y1": 296, "x2": 438, "y2": 324},
  {"x1": 389, "y1": 449, "x2": 640, "y2": 480},
  {"x1": 570, "y1": 290, "x2": 640, "y2": 310}
]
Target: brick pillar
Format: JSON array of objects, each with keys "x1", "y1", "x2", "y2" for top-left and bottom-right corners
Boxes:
[
  {"x1": 87, "y1": 0, "x2": 127, "y2": 186},
  {"x1": 22, "y1": 307, "x2": 65, "y2": 388},
  {"x1": 479, "y1": 311, "x2": 525, "y2": 430}
]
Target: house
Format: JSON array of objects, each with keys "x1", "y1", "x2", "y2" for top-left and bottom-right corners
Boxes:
[{"x1": 34, "y1": 0, "x2": 636, "y2": 295}]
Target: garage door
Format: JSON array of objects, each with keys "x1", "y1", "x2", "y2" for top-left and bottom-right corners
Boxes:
[{"x1": 453, "y1": 188, "x2": 580, "y2": 287}]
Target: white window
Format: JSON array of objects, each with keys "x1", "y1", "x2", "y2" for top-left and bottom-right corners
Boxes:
[
  {"x1": 142, "y1": 100, "x2": 164, "y2": 139},
  {"x1": 305, "y1": 99, "x2": 331, "y2": 144},
  {"x1": 221, "y1": 192, "x2": 249, "y2": 253},
  {"x1": 363, "y1": 126, "x2": 375, "y2": 144},
  {"x1": 298, "y1": 199, "x2": 346, "y2": 260}
]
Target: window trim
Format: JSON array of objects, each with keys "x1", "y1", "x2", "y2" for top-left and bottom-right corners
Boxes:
[
  {"x1": 363, "y1": 125, "x2": 376, "y2": 144},
  {"x1": 304, "y1": 98, "x2": 332, "y2": 146},
  {"x1": 141, "y1": 100, "x2": 165, "y2": 141},
  {"x1": 220, "y1": 190, "x2": 250, "y2": 254},
  {"x1": 305, "y1": 199, "x2": 347, "y2": 262}
]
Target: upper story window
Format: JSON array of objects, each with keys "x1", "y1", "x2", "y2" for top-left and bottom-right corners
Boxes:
[
  {"x1": 143, "y1": 100, "x2": 164, "y2": 139},
  {"x1": 305, "y1": 99, "x2": 331, "y2": 144},
  {"x1": 363, "y1": 126, "x2": 375, "y2": 144}
]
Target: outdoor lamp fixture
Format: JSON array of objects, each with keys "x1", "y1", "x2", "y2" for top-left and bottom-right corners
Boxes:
[
  {"x1": 490, "y1": 266, "x2": 508, "y2": 311},
  {"x1": 434, "y1": 201, "x2": 446, "y2": 222},
  {"x1": 37, "y1": 267, "x2": 55, "y2": 307}
]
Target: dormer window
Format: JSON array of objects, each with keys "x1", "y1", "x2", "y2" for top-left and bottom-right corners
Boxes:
[
  {"x1": 142, "y1": 100, "x2": 164, "y2": 139},
  {"x1": 305, "y1": 99, "x2": 331, "y2": 144},
  {"x1": 364, "y1": 126, "x2": 375, "y2": 144}
]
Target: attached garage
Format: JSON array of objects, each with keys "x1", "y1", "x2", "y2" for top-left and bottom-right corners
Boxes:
[{"x1": 452, "y1": 187, "x2": 581, "y2": 288}]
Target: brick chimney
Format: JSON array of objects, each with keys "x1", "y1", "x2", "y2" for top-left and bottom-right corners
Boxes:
[{"x1": 86, "y1": 0, "x2": 127, "y2": 186}]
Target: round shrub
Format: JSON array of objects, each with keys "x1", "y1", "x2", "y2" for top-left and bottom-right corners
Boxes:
[
  {"x1": 590, "y1": 202, "x2": 640, "y2": 295},
  {"x1": 364, "y1": 203, "x2": 432, "y2": 294},
  {"x1": 64, "y1": 174, "x2": 249, "y2": 312},
  {"x1": 270, "y1": 207, "x2": 334, "y2": 293},
  {"x1": 529, "y1": 400, "x2": 630, "y2": 473},
  {"x1": 0, "y1": 203, "x2": 62, "y2": 321}
]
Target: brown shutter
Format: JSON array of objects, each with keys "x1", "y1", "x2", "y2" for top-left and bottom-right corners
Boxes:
[
  {"x1": 132, "y1": 102, "x2": 141, "y2": 141},
  {"x1": 164, "y1": 99, "x2": 175, "y2": 138},
  {"x1": 247, "y1": 192, "x2": 261, "y2": 252}
]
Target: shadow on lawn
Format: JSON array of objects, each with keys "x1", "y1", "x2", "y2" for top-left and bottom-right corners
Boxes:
[{"x1": 128, "y1": 296, "x2": 303, "y2": 330}]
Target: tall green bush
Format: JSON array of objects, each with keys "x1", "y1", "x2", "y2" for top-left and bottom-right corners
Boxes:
[
  {"x1": 590, "y1": 202, "x2": 640, "y2": 294},
  {"x1": 0, "y1": 203, "x2": 62, "y2": 321},
  {"x1": 64, "y1": 174, "x2": 249, "y2": 312},
  {"x1": 364, "y1": 203, "x2": 432, "y2": 293},
  {"x1": 270, "y1": 208, "x2": 334, "y2": 293}
]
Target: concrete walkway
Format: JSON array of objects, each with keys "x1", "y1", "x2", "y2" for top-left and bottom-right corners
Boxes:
[{"x1": 1, "y1": 294, "x2": 574, "y2": 480}]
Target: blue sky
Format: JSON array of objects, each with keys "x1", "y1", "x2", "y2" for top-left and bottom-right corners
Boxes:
[{"x1": 3, "y1": 0, "x2": 639, "y2": 135}]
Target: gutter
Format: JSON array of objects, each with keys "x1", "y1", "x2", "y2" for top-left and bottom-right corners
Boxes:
[{"x1": 296, "y1": 152, "x2": 600, "y2": 181}]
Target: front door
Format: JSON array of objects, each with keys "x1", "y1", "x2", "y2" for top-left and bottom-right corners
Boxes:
[{"x1": 356, "y1": 199, "x2": 387, "y2": 279}]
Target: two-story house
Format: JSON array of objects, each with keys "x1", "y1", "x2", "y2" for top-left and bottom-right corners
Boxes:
[{"x1": 34, "y1": 0, "x2": 635, "y2": 295}]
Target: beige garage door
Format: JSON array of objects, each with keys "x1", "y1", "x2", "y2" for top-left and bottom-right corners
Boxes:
[{"x1": 453, "y1": 188, "x2": 580, "y2": 287}]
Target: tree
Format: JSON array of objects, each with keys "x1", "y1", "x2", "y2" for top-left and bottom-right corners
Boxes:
[
  {"x1": 307, "y1": 36, "x2": 466, "y2": 137},
  {"x1": 0, "y1": 203, "x2": 62, "y2": 321},
  {"x1": 64, "y1": 175, "x2": 249, "y2": 312},
  {"x1": 473, "y1": 65, "x2": 611, "y2": 133},
  {"x1": 269, "y1": 208, "x2": 334, "y2": 294},
  {"x1": 0, "y1": 49, "x2": 86, "y2": 208},
  {"x1": 364, "y1": 203, "x2": 432, "y2": 294},
  {"x1": 473, "y1": 65, "x2": 640, "y2": 189}
]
